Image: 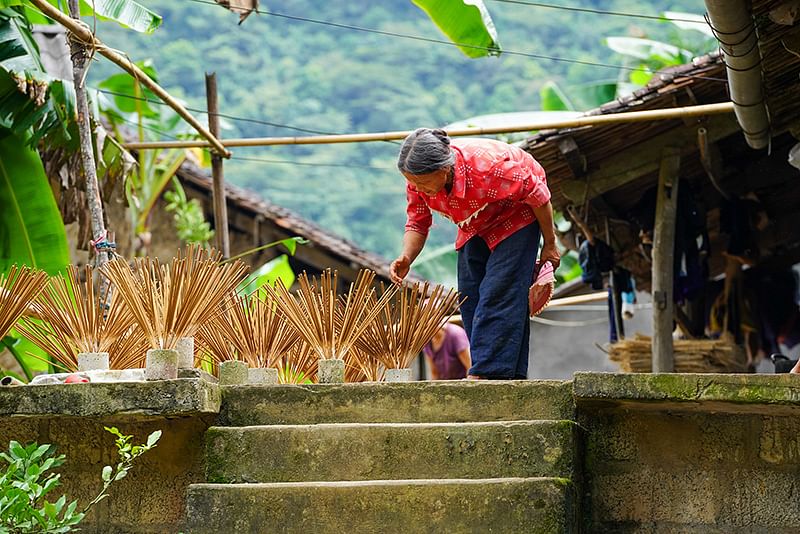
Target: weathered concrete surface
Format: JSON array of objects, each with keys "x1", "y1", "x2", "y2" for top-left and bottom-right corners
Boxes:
[
  {"x1": 0, "y1": 414, "x2": 214, "y2": 534},
  {"x1": 0, "y1": 379, "x2": 219, "y2": 533},
  {"x1": 574, "y1": 372, "x2": 800, "y2": 414},
  {"x1": 577, "y1": 373, "x2": 800, "y2": 533},
  {"x1": 186, "y1": 477, "x2": 576, "y2": 533},
  {"x1": 206, "y1": 420, "x2": 577, "y2": 483},
  {"x1": 220, "y1": 380, "x2": 574, "y2": 425},
  {"x1": 0, "y1": 378, "x2": 220, "y2": 418}
]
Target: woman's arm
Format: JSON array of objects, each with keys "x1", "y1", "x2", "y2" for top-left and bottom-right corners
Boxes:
[
  {"x1": 390, "y1": 230, "x2": 427, "y2": 283},
  {"x1": 426, "y1": 355, "x2": 440, "y2": 380},
  {"x1": 457, "y1": 348, "x2": 472, "y2": 373},
  {"x1": 530, "y1": 200, "x2": 561, "y2": 269}
]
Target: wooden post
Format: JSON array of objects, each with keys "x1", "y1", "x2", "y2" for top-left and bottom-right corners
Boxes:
[
  {"x1": 205, "y1": 73, "x2": 230, "y2": 258},
  {"x1": 651, "y1": 147, "x2": 681, "y2": 372}
]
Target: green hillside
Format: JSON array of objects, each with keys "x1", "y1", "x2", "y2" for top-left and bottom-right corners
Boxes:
[{"x1": 90, "y1": 0, "x2": 707, "y2": 260}]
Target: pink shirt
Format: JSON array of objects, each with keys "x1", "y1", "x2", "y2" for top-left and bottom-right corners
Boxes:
[
  {"x1": 423, "y1": 323, "x2": 470, "y2": 379},
  {"x1": 405, "y1": 138, "x2": 550, "y2": 250}
]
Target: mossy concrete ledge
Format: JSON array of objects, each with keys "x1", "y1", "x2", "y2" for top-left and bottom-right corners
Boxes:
[
  {"x1": 205, "y1": 420, "x2": 577, "y2": 483},
  {"x1": 0, "y1": 378, "x2": 220, "y2": 418},
  {"x1": 220, "y1": 380, "x2": 574, "y2": 425},
  {"x1": 573, "y1": 372, "x2": 800, "y2": 414},
  {"x1": 186, "y1": 477, "x2": 576, "y2": 533}
]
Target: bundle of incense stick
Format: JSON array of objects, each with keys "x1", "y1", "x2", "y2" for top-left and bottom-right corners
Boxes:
[
  {"x1": 198, "y1": 292, "x2": 300, "y2": 369},
  {"x1": 0, "y1": 265, "x2": 48, "y2": 340},
  {"x1": 266, "y1": 268, "x2": 396, "y2": 361},
  {"x1": 609, "y1": 334, "x2": 748, "y2": 373},
  {"x1": 276, "y1": 343, "x2": 317, "y2": 384},
  {"x1": 344, "y1": 346, "x2": 385, "y2": 382},
  {"x1": 16, "y1": 265, "x2": 135, "y2": 371},
  {"x1": 355, "y1": 282, "x2": 464, "y2": 371},
  {"x1": 103, "y1": 246, "x2": 248, "y2": 351}
]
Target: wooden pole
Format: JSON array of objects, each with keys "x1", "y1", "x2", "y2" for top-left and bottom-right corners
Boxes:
[
  {"x1": 651, "y1": 147, "x2": 681, "y2": 372},
  {"x1": 66, "y1": 0, "x2": 109, "y2": 275},
  {"x1": 123, "y1": 102, "x2": 736, "y2": 150},
  {"x1": 29, "y1": 0, "x2": 230, "y2": 158},
  {"x1": 205, "y1": 73, "x2": 230, "y2": 258}
]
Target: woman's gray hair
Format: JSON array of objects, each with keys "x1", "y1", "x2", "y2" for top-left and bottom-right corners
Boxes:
[{"x1": 397, "y1": 128, "x2": 456, "y2": 175}]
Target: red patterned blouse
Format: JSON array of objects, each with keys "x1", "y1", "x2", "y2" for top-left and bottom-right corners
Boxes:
[{"x1": 404, "y1": 138, "x2": 550, "y2": 250}]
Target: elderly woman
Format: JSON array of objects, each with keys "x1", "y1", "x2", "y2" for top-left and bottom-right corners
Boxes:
[{"x1": 390, "y1": 128, "x2": 559, "y2": 380}]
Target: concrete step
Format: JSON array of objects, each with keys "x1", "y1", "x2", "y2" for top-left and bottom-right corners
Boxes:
[
  {"x1": 219, "y1": 380, "x2": 574, "y2": 426},
  {"x1": 205, "y1": 420, "x2": 577, "y2": 483},
  {"x1": 186, "y1": 477, "x2": 576, "y2": 534}
]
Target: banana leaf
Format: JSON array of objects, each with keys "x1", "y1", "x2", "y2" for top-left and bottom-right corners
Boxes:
[
  {"x1": 411, "y1": 0, "x2": 500, "y2": 58},
  {"x1": 2, "y1": 0, "x2": 161, "y2": 34}
]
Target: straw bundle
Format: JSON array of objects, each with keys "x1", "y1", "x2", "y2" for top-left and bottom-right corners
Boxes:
[
  {"x1": 15, "y1": 265, "x2": 136, "y2": 371},
  {"x1": 265, "y1": 269, "x2": 396, "y2": 361},
  {"x1": 103, "y1": 246, "x2": 248, "y2": 350},
  {"x1": 608, "y1": 334, "x2": 748, "y2": 373},
  {"x1": 354, "y1": 282, "x2": 464, "y2": 371},
  {"x1": 0, "y1": 265, "x2": 48, "y2": 339},
  {"x1": 199, "y1": 292, "x2": 300, "y2": 368}
]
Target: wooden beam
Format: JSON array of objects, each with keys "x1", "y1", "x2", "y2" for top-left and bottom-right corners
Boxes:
[
  {"x1": 651, "y1": 147, "x2": 681, "y2": 373},
  {"x1": 205, "y1": 73, "x2": 230, "y2": 257},
  {"x1": 560, "y1": 114, "x2": 739, "y2": 204}
]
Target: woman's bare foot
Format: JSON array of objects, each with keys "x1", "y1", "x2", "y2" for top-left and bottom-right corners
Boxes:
[
  {"x1": 466, "y1": 374, "x2": 486, "y2": 380},
  {"x1": 791, "y1": 360, "x2": 800, "y2": 374}
]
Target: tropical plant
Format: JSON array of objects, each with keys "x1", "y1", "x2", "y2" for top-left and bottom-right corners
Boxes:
[
  {"x1": 412, "y1": 0, "x2": 500, "y2": 58},
  {"x1": 163, "y1": 179, "x2": 214, "y2": 247},
  {"x1": 0, "y1": 426, "x2": 160, "y2": 533}
]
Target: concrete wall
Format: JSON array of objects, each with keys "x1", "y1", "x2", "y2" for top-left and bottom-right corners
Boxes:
[
  {"x1": 575, "y1": 373, "x2": 800, "y2": 533},
  {"x1": 529, "y1": 295, "x2": 653, "y2": 379}
]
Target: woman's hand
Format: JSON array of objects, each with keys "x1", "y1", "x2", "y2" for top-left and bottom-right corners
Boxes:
[
  {"x1": 390, "y1": 254, "x2": 411, "y2": 284},
  {"x1": 540, "y1": 241, "x2": 561, "y2": 270}
]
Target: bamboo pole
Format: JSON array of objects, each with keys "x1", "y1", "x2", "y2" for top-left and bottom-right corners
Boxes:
[
  {"x1": 123, "y1": 102, "x2": 736, "y2": 150},
  {"x1": 29, "y1": 0, "x2": 230, "y2": 158},
  {"x1": 205, "y1": 73, "x2": 230, "y2": 257},
  {"x1": 651, "y1": 147, "x2": 681, "y2": 373}
]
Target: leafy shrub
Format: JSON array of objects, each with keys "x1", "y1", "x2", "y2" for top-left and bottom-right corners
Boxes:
[{"x1": 0, "y1": 427, "x2": 161, "y2": 533}]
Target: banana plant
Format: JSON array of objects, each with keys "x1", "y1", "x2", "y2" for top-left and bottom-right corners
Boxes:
[
  {"x1": 1, "y1": 0, "x2": 161, "y2": 34},
  {"x1": 412, "y1": 0, "x2": 500, "y2": 58}
]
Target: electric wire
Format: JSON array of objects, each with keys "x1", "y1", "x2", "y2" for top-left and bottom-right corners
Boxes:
[
  {"x1": 485, "y1": 0, "x2": 700, "y2": 23},
  {"x1": 179, "y1": 0, "x2": 727, "y2": 83}
]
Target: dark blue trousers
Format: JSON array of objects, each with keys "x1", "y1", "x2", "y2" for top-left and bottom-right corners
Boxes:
[{"x1": 457, "y1": 223, "x2": 540, "y2": 379}]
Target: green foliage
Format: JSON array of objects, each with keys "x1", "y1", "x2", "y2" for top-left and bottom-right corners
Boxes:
[
  {"x1": 238, "y1": 254, "x2": 296, "y2": 296},
  {"x1": 0, "y1": 132, "x2": 70, "y2": 275},
  {"x1": 411, "y1": 0, "x2": 500, "y2": 58},
  {"x1": 2, "y1": 0, "x2": 162, "y2": 33},
  {"x1": 87, "y1": 0, "x2": 706, "y2": 263},
  {"x1": 0, "y1": 441, "x2": 82, "y2": 533},
  {"x1": 0, "y1": 428, "x2": 159, "y2": 533},
  {"x1": 164, "y1": 179, "x2": 214, "y2": 246}
]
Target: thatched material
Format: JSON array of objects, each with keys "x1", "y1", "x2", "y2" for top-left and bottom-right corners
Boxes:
[{"x1": 609, "y1": 334, "x2": 748, "y2": 373}]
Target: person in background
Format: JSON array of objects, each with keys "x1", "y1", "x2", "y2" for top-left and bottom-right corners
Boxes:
[
  {"x1": 424, "y1": 321, "x2": 471, "y2": 380},
  {"x1": 391, "y1": 128, "x2": 559, "y2": 380}
]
